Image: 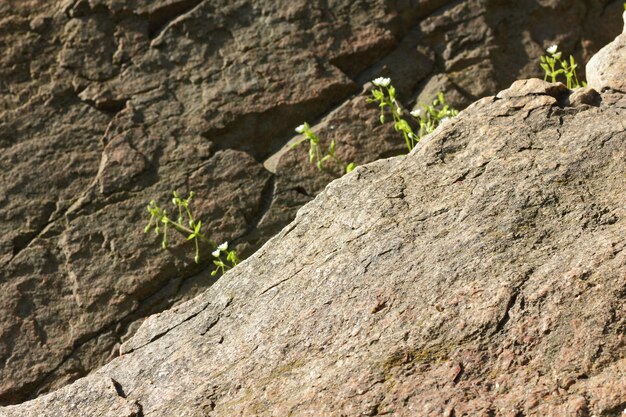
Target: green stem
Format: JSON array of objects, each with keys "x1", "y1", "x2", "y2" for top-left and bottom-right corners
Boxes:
[
  {"x1": 166, "y1": 218, "x2": 216, "y2": 247},
  {"x1": 392, "y1": 111, "x2": 412, "y2": 151},
  {"x1": 329, "y1": 154, "x2": 347, "y2": 172}
]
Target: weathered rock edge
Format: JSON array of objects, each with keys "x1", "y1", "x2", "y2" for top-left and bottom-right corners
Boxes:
[
  {"x1": 2, "y1": 0, "x2": 624, "y2": 403},
  {"x1": 2, "y1": 16, "x2": 626, "y2": 416}
]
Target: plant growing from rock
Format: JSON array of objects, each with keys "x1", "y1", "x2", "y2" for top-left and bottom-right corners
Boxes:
[
  {"x1": 144, "y1": 191, "x2": 239, "y2": 275},
  {"x1": 292, "y1": 122, "x2": 356, "y2": 174},
  {"x1": 291, "y1": 79, "x2": 457, "y2": 173},
  {"x1": 540, "y1": 44, "x2": 586, "y2": 89},
  {"x1": 410, "y1": 92, "x2": 459, "y2": 142},
  {"x1": 369, "y1": 77, "x2": 458, "y2": 151}
]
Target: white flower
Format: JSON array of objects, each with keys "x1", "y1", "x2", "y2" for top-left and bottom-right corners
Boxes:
[
  {"x1": 295, "y1": 124, "x2": 306, "y2": 134},
  {"x1": 372, "y1": 77, "x2": 391, "y2": 87},
  {"x1": 212, "y1": 249, "x2": 221, "y2": 257},
  {"x1": 410, "y1": 109, "x2": 421, "y2": 118},
  {"x1": 547, "y1": 44, "x2": 558, "y2": 54},
  {"x1": 217, "y1": 242, "x2": 228, "y2": 251}
]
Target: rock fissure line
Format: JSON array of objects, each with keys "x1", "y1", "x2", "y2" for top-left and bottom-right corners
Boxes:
[
  {"x1": 121, "y1": 299, "x2": 213, "y2": 354},
  {"x1": 259, "y1": 266, "x2": 306, "y2": 296},
  {"x1": 493, "y1": 268, "x2": 535, "y2": 335}
]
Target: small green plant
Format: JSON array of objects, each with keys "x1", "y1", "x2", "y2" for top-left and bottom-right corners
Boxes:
[
  {"x1": 292, "y1": 122, "x2": 356, "y2": 174},
  {"x1": 540, "y1": 44, "x2": 586, "y2": 89},
  {"x1": 210, "y1": 241, "x2": 240, "y2": 276},
  {"x1": 369, "y1": 77, "x2": 417, "y2": 151},
  {"x1": 410, "y1": 92, "x2": 459, "y2": 141},
  {"x1": 144, "y1": 191, "x2": 239, "y2": 276},
  {"x1": 369, "y1": 77, "x2": 458, "y2": 151}
]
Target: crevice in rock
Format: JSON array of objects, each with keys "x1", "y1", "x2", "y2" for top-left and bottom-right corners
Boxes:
[
  {"x1": 204, "y1": 87, "x2": 358, "y2": 163},
  {"x1": 243, "y1": 174, "x2": 275, "y2": 234},
  {"x1": 8, "y1": 203, "x2": 59, "y2": 265},
  {"x1": 231, "y1": 174, "x2": 275, "y2": 252},
  {"x1": 493, "y1": 290, "x2": 519, "y2": 334},
  {"x1": 493, "y1": 268, "x2": 535, "y2": 335},
  {"x1": 452, "y1": 362, "x2": 464, "y2": 385},
  {"x1": 111, "y1": 378, "x2": 127, "y2": 398},
  {"x1": 145, "y1": 0, "x2": 205, "y2": 39},
  {"x1": 259, "y1": 266, "x2": 305, "y2": 296},
  {"x1": 259, "y1": 2, "x2": 462, "y2": 162},
  {"x1": 78, "y1": 95, "x2": 129, "y2": 115},
  {"x1": 122, "y1": 299, "x2": 213, "y2": 354}
]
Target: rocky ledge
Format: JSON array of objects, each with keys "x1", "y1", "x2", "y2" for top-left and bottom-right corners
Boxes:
[
  {"x1": 1, "y1": 10, "x2": 625, "y2": 417},
  {"x1": 1, "y1": 0, "x2": 625, "y2": 405}
]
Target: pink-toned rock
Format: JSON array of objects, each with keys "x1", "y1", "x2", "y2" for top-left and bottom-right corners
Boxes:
[
  {"x1": 2, "y1": 25, "x2": 625, "y2": 414},
  {"x1": 0, "y1": 0, "x2": 624, "y2": 406}
]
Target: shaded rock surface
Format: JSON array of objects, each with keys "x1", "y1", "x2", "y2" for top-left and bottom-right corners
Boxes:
[
  {"x1": 0, "y1": 0, "x2": 624, "y2": 406},
  {"x1": 2, "y1": 16, "x2": 626, "y2": 415}
]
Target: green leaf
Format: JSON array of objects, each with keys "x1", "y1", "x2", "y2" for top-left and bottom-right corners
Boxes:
[
  {"x1": 346, "y1": 162, "x2": 356, "y2": 173},
  {"x1": 187, "y1": 233, "x2": 196, "y2": 240},
  {"x1": 329, "y1": 140, "x2": 335, "y2": 155},
  {"x1": 227, "y1": 251, "x2": 238, "y2": 264},
  {"x1": 395, "y1": 119, "x2": 410, "y2": 132}
]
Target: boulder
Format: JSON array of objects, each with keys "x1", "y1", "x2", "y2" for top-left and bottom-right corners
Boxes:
[
  {"x1": 586, "y1": 10, "x2": 626, "y2": 93},
  {"x1": 1, "y1": 14, "x2": 625, "y2": 415}
]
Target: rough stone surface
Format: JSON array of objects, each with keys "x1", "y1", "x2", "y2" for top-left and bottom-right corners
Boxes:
[
  {"x1": 587, "y1": 10, "x2": 626, "y2": 94},
  {"x1": 2, "y1": 25, "x2": 626, "y2": 415},
  {"x1": 0, "y1": 0, "x2": 624, "y2": 406}
]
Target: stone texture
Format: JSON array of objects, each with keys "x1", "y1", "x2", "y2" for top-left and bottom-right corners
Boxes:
[
  {"x1": 2, "y1": 45, "x2": 625, "y2": 415},
  {"x1": 0, "y1": 0, "x2": 624, "y2": 406},
  {"x1": 586, "y1": 10, "x2": 626, "y2": 94}
]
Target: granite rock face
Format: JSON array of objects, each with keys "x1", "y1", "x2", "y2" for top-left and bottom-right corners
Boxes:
[
  {"x1": 1, "y1": 13, "x2": 626, "y2": 416},
  {"x1": 0, "y1": 0, "x2": 624, "y2": 405}
]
